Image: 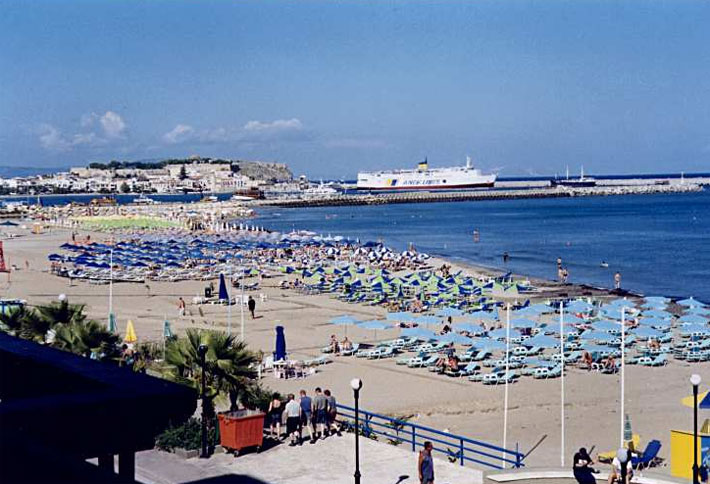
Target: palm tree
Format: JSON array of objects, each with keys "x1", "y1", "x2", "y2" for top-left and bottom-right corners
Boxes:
[
  {"x1": 0, "y1": 306, "x2": 27, "y2": 336},
  {"x1": 52, "y1": 320, "x2": 120, "y2": 359},
  {"x1": 164, "y1": 329, "x2": 258, "y2": 412},
  {"x1": 35, "y1": 300, "x2": 87, "y2": 326}
]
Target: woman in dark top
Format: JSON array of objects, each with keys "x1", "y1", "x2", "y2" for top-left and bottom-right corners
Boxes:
[
  {"x1": 573, "y1": 447, "x2": 596, "y2": 484},
  {"x1": 267, "y1": 394, "x2": 283, "y2": 440}
]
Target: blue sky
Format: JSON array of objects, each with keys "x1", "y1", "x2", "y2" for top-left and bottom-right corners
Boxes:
[{"x1": 1, "y1": 0, "x2": 709, "y2": 178}]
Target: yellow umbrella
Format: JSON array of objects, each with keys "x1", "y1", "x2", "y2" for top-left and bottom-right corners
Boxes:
[
  {"x1": 681, "y1": 390, "x2": 709, "y2": 408},
  {"x1": 124, "y1": 320, "x2": 137, "y2": 343}
]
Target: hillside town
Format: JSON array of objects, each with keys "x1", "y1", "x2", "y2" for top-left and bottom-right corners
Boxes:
[{"x1": 0, "y1": 157, "x2": 293, "y2": 196}]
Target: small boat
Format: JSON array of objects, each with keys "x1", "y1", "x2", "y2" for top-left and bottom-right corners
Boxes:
[
  {"x1": 551, "y1": 166, "x2": 597, "y2": 188},
  {"x1": 600, "y1": 262, "x2": 609, "y2": 268},
  {"x1": 133, "y1": 194, "x2": 158, "y2": 205}
]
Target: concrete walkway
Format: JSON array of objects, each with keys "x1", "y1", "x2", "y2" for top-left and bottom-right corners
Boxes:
[{"x1": 135, "y1": 434, "x2": 484, "y2": 484}]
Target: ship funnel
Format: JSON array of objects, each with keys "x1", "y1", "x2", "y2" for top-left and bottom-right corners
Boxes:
[{"x1": 466, "y1": 156, "x2": 472, "y2": 169}]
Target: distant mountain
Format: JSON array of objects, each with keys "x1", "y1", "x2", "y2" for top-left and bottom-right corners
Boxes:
[{"x1": 0, "y1": 165, "x2": 70, "y2": 178}]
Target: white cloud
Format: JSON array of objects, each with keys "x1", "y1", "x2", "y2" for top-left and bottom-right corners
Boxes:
[
  {"x1": 243, "y1": 118, "x2": 303, "y2": 132},
  {"x1": 162, "y1": 124, "x2": 195, "y2": 144},
  {"x1": 100, "y1": 111, "x2": 126, "y2": 138},
  {"x1": 39, "y1": 124, "x2": 71, "y2": 151},
  {"x1": 38, "y1": 110, "x2": 127, "y2": 151}
]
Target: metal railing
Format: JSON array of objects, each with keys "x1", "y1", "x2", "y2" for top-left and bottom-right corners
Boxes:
[{"x1": 336, "y1": 404, "x2": 525, "y2": 470}]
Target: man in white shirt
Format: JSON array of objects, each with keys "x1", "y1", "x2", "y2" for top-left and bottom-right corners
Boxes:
[
  {"x1": 608, "y1": 451, "x2": 633, "y2": 484},
  {"x1": 284, "y1": 394, "x2": 302, "y2": 446}
]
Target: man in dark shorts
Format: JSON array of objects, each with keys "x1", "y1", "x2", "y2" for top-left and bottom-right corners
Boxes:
[
  {"x1": 312, "y1": 387, "x2": 328, "y2": 440},
  {"x1": 248, "y1": 295, "x2": 256, "y2": 318},
  {"x1": 299, "y1": 389, "x2": 315, "y2": 444},
  {"x1": 324, "y1": 389, "x2": 341, "y2": 437},
  {"x1": 284, "y1": 394, "x2": 301, "y2": 446}
]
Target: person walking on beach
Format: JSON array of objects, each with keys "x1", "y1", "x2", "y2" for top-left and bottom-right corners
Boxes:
[
  {"x1": 557, "y1": 257, "x2": 562, "y2": 269},
  {"x1": 248, "y1": 295, "x2": 256, "y2": 319},
  {"x1": 299, "y1": 389, "x2": 315, "y2": 444},
  {"x1": 418, "y1": 441, "x2": 435, "y2": 484},
  {"x1": 614, "y1": 272, "x2": 622, "y2": 290},
  {"x1": 267, "y1": 393, "x2": 283, "y2": 440},
  {"x1": 562, "y1": 267, "x2": 569, "y2": 283},
  {"x1": 284, "y1": 394, "x2": 301, "y2": 446},
  {"x1": 324, "y1": 389, "x2": 341, "y2": 437},
  {"x1": 177, "y1": 297, "x2": 186, "y2": 316},
  {"x1": 312, "y1": 387, "x2": 328, "y2": 440}
]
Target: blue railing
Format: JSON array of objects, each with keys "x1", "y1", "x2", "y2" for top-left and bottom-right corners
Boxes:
[{"x1": 336, "y1": 404, "x2": 525, "y2": 470}]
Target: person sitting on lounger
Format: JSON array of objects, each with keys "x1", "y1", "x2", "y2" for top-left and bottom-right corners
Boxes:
[
  {"x1": 648, "y1": 338, "x2": 660, "y2": 351},
  {"x1": 608, "y1": 449, "x2": 633, "y2": 484},
  {"x1": 341, "y1": 336, "x2": 352, "y2": 351},
  {"x1": 447, "y1": 355, "x2": 460, "y2": 372},
  {"x1": 604, "y1": 356, "x2": 616, "y2": 371},
  {"x1": 329, "y1": 335, "x2": 340, "y2": 354}
]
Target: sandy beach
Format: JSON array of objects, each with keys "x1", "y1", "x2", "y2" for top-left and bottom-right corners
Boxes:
[{"x1": 1, "y1": 225, "x2": 698, "y2": 471}]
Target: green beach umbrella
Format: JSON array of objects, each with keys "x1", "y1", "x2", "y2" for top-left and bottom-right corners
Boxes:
[
  {"x1": 623, "y1": 414, "x2": 633, "y2": 442},
  {"x1": 163, "y1": 319, "x2": 173, "y2": 339},
  {"x1": 108, "y1": 313, "x2": 117, "y2": 333}
]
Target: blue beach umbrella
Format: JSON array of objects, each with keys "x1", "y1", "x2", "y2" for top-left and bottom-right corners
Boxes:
[
  {"x1": 357, "y1": 320, "x2": 393, "y2": 330},
  {"x1": 524, "y1": 357, "x2": 557, "y2": 368},
  {"x1": 274, "y1": 326, "x2": 287, "y2": 361},
  {"x1": 387, "y1": 311, "x2": 417, "y2": 323},
  {"x1": 678, "y1": 297, "x2": 705, "y2": 308},
  {"x1": 510, "y1": 318, "x2": 537, "y2": 329},
  {"x1": 415, "y1": 315, "x2": 441, "y2": 326},
  {"x1": 681, "y1": 324, "x2": 710, "y2": 336},
  {"x1": 639, "y1": 317, "x2": 672, "y2": 329},
  {"x1": 680, "y1": 314, "x2": 707, "y2": 324},
  {"x1": 436, "y1": 333, "x2": 474, "y2": 345},
  {"x1": 523, "y1": 334, "x2": 560, "y2": 348},
  {"x1": 632, "y1": 327, "x2": 662, "y2": 339},
  {"x1": 567, "y1": 300, "x2": 595, "y2": 313},
  {"x1": 642, "y1": 309, "x2": 672, "y2": 319},
  {"x1": 437, "y1": 307, "x2": 463, "y2": 317},
  {"x1": 609, "y1": 299, "x2": 636, "y2": 309},
  {"x1": 580, "y1": 330, "x2": 616, "y2": 342},
  {"x1": 489, "y1": 328, "x2": 522, "y2": 340},
  {"x1": 218, "y1": 273, "x2": 229, "y2": 301},
  {"x1": 470, "y1": 338, "x2": 508, "y2": 351},
  {"x1": 562, "y1": 314, "x2": 587, "y2": 325},
  {"x1": 452, "y1": 322, "x2": 486, "y2": 334},
  {"x1": 470, "y1": 310, "x2": 498, "y2": 321},
  {"x1": 592, "y1": 320, "x2": 621, "y2": 332},
  {"x1": 400, "y1": 327, "x2": 437, "y2": 340}
]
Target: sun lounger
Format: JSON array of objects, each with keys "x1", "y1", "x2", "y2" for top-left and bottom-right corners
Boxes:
[
  {"x1": 368, "y1": 347, "x2": 395, "y2": 359},
  {"x1": 445, "y1": 362, "x2": 480, "y2": 377},
  {"x1": 631, "y1": 440, "x2": 662, "y2": 470},
  {"x1": 407, "y1": 355, "x2": 438, "y2": 368},
  {"x1": 647, "y1": 354, "x2": 668, "y2": 366},
  {"x1": 303, "y1": 355, "x2": 331, "y2": 366},
  {"x1": 468, "y1": 373, "x2": 485, "y2": 382},
  {"x1": 341, "y1": 343, "x2": 360, "y2": 356}
]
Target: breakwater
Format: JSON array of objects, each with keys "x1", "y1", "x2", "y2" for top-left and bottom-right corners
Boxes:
[{"x1": 257, "y1": 182, "x2": 703, "y2": 208}]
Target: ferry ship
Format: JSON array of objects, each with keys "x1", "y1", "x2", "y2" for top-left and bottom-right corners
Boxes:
[{"x1": 356, "y1": 157, "x2": 496, "y2": 191}]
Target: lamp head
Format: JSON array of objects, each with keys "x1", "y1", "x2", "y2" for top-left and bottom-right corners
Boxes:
[
  {"x1": 58, "y1": 293, "x2": 67, "y2": 301},
  {"x1": 198, "y1": 344, "x2": 208, "y2": 356},
  {"x1": 691, "y1": 374, "x2": 702, "y2": 387},
  {"x1": 350, "y1": 378, "x2": 363, "y2": 391}
]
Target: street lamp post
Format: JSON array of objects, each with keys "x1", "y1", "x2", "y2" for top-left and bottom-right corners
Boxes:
[
  {"x1": 691, "y1": 374, "x2": 702, "y2": 484},
  {"x1": 198, "y1": 344, "x2": 209, "y2": 458},
  {"x1": 351, "y1": 378, "x2": 363, "y2": 484}
]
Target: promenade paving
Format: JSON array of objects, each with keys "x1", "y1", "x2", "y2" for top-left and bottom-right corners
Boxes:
[{"x1": 134, "y1": 434, "x2": 484, "y2": 484}]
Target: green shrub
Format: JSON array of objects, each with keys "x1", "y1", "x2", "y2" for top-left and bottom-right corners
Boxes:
[{"x1": 155, "y1": 418, "x2": 215, "y2": 452}]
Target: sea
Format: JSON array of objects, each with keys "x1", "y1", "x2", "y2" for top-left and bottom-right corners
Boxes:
[
  {"x1": 4, "y1": 187, "x2": 709, "y2": 302},
  {"x1": 256, "y1": 190, "x2": 710, "y2": 303}
]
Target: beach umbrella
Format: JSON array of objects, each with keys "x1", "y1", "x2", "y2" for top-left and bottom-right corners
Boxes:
[
  {"x1": 469, "y1": 310, "x2": 497, "y2": 321},
  {"x1": 415, "y1": 315, "x2": 440, "y2": 326},
  {"x1": 274, "y1": 326, "x2": 286, "y2": 361},
  {"x1": 679, "y1": 314, "x2": 707, "y2": 324},
  {"x1": 523, "y1": 334, "x2": 559, "y2": 348},
  {"x1": 452, "y1": 322, "x2": 486, "y2": 334},
  {"x1": 638, "y1": 317, "x2": 671, "y2": 329},
  {"x1": 581, "y1": 343, "x2": 610, "y2": 352},
  {"x1": 124, "y1": 320, "x2": 137, "y2": 343},
  {"x1": 567, "y1": 300, "x2": 595, "y2": 313},
  {"x1": 687, "y1": 306, "x2": 710, "y2": 316},
  {"x1": 680, "y1": 324, "x2": 710, "y2": 336},
  {"x1": 510, "y1": 318, "x2": 537, "y2": 329},
  {"x1": 108, "y1": 313, "x2": 117, "y2": 333},
  {"x1": 330, "y1": 315, "x2": 361, "y2": 325},
  {"x1": 400, "y1": 327, "x2": 437, "y2": 340},
  {"x1": 644, "y1": 296, "x2": 669, "y2": 304},
  {"x1": 436, "y1": 333, "x2": 474, "y2": 345},
  {"x1": 357, "y1": 320, "x2": 393, "y2": 330},
  {"x1": 436, "y1": 307, "x2": 463, "y2": 317},
  {"x1": 632, "y1": 327, "x2": 662, "y2": 339},
  {"x1": 524, "y1": 357, "x2": 557, "y2": 368},
  {"x1": 678, "y1": 297, "x2": 705, "y2": 308},
  {"x1": 592, "y1": 320, "x2": 621, "y2": 332},
  {"x1": 489, "y1": 328, "x2": 521, "y2": 339},
  {"x1": 609, "y1": 299, "x2": 636, "y2": 309},
  {"x1": 580, "y1": 330, "x2": 615, "y2": 342},
  {"x1": 163, "y1": 319, "x2": 173, "y2": 339},
  {"x1": 470, "y1": 337, "x2": 507, "y2": 351},
  {"x1": 387, "y1": 311, "x2": 417, "y2": 323},
  {"x1": 642, "y1": 309, "x2": 672, "y2": 319},
  {"x1": 218, "y1": 273, "x2": 229, "y2": 301},
  {"x1": 681, "y1": 390, "x2": 710, "y2": 408},
  {"x1": 601, "y1": 308, "x2": 626, "y2": 320},
  {"x1": 562, "y1": 314, "x2": 587, "y2": 325}
]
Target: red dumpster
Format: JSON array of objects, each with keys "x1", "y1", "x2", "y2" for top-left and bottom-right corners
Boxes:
[{"x1": 218, "y1": 410, "x2": 265, "y2": 455}]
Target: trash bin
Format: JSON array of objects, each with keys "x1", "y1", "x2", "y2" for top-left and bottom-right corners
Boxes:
[{"x1": 218, "y1": 410, "x2": 265, "y2": 455}]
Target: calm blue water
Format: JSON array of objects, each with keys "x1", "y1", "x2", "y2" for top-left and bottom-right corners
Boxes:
[{"x1": 256, "y1": 190, "x2": 710, "y2": 302}]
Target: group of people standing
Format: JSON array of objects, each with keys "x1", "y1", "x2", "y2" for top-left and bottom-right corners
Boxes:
[{"x1": 267, "y1": 387, "x2": 341, "y2": 446}]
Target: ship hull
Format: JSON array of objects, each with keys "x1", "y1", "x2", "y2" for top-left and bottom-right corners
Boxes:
[{"x1": 356, "y1": 182, "x2": 495, "y2": 191}]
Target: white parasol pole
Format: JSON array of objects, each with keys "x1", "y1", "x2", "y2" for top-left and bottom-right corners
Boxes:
[
  {"x1": 240, "y1": 265, "x2": 245, "y2": 341},
  {"x1": 560, "y1": 301, "x2": 565, "y2": 467},
  {"x1": 503, "y1": 303, "x2": 511, "y2": 463},
  {"x1": 620, "y1": 306, "x2": 626, "y2": 447},
  {"x1": 108, "y1": 248, "x2": 113, "y2": 329},
  {"x1": 227, "y1": 266, "x2": 232, "y2": 336}
]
